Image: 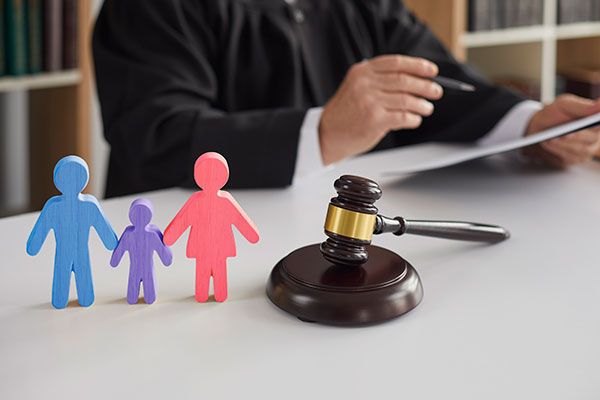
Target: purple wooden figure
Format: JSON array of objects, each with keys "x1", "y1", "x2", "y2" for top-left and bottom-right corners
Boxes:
[{"x1": 110, "y1": 199, "x2": 172, "y2": 304}]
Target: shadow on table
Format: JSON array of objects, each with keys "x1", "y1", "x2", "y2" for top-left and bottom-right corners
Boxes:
[
  {"x1": 164, "y1": 286, "x2": 265, "y2": 303},
  {"x1": 169, "y1": 294, "x2": 218, "y2": 303},
  {"x1": 105, "y1": 297, "x2": 131, "y2": 305},
  {"x1": 28, "y1": 299, "x2": 87, "y2": 310}
]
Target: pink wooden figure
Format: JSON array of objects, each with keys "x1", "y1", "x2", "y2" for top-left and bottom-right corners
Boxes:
[{"x1": 163, "y1": 152, "x2": 260, "y2": 302}]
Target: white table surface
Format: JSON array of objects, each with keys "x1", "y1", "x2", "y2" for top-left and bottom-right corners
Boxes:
[{"x1": 1, "y1": 148, "x2": 600, "y2": 400}]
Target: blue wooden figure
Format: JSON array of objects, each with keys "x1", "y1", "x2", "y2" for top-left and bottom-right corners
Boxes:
[
  {"x1": 26, "y1": 155, "x2": 118, "y2": 309},
  {"x1": 110, "y1": 198, "x2": 173, "y2": 304}
]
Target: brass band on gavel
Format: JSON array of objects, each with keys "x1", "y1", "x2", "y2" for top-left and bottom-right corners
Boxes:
[{"x1": 323, "y1": 204, "x2": 376, "y2": 242}]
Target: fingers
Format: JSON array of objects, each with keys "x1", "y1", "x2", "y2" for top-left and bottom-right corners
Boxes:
[
  {"x1": 377, "y1": 92, "x2": 434, "y2": 116},
  {"x1": 541, "y1": 142, "x2": 587, "y2": 166},
  {"x1": 385, "y1": 111, "x2": 423, "y2": 131},
  {"x1": 548, "y1": 129, "x2": 600, "y2": 152},
  {"x1": 368, "y1": 55, "x2": 438, "y2": 78},
  {"x1": 544, "y1": 139, "x2": 588, "y2": 159},
  {"x1": 526, "y1": 95, "x2": 600, "y2": 136},
  {"x1": 525, "y1": 128, "x2": 600, "y2": 168},
  {"x1": 373, "y1": 73, "x2": 443, "y2": 100},
  {"x1": 564, "y1": 129, "x2": 600, "y2": 146},
  {"x1": 524, "y1": 142, "x2": 572, "y2": 168},
  {"x1": 540, "y1": 134, "x2": 596, "y2": 165},
  {"x1": 554, "y1": 94, "x2": 600, "y2": 119}
]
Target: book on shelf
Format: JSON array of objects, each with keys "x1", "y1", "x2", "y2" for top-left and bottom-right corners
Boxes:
[
  {"x1": 62, "y1": 0, "x2": 77, "y2": 69},
  {"x1": 0, "y1": 0, "x2": 5, "y2": 77},
  {"x1": 557, "y1": 0, "x2": 580, "y2": 24},
  {"x1": 27, "y1": 0, "x2": 42, "y2": 73},
  {"x1": 488, "y1": 0, "x2": 502, "y2": 30},
  {"x1": 3, "y1": 0, "x2": 78, "y2": 77},
  {"x1": 558, "y1": 0, "x2": 599, "y2": 24},
  {"x1": 468, "y1": 0, "x2": 544, "y2": 32},
  {"x1": 5, "y1": 0, "x2": 28, "y2": 75},
  {"x1": 43, "y1": 0, "x2": 63, "y2": 71},
  {"x1": 469, "y1": 0, "x2": 491, "y2": 31},
  {"x1": 507, "y1": 0, "x2": 543, "y2": 28}
]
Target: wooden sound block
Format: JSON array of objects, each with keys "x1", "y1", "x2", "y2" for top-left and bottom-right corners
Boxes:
[{"x1": 266, "y1": 244, "x2": 423, "y2": 326}]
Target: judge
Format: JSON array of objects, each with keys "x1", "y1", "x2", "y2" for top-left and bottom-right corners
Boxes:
[{"x1": 93, "y1": 0, "x2": 600, "y2": 197}]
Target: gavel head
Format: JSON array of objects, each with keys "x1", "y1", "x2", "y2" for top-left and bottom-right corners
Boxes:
[{"x1": 320, "y1": 175, "x2": 382, "y2": 266}]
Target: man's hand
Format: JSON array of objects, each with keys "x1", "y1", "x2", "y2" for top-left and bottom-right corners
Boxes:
[
  {"x1": 524, "y1": 95, "x2": 600, "y2": 168},
  {"x1": 319, "y1": 55, "x2": 444, "y2": 165}
]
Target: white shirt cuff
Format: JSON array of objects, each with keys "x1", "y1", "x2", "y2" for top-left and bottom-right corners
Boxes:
[
  {"x1": 477, "y1": 100, "x2": 543, "y2": 146},
  {"x1": 293, "y1": 107, "x2": 329, "y2": 183}
]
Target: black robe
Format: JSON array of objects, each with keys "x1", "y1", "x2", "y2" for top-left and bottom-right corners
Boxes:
[{"x1": 93, "y1": 0, "x2": 523, "y2": 197}]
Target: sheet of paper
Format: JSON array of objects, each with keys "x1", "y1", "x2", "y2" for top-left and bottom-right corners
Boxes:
[{"x1": 383, "y1": 111, "x2": 600, "y2": 176}]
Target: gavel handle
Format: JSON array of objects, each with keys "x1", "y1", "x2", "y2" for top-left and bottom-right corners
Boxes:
[{"x1": 375, "y1": 215, "x2": 510, "y2": 243}]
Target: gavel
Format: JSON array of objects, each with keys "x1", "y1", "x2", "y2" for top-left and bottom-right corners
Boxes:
[
  {"x1": 320, "y1": 175, "x2": 510, "y2": 266},
  {"x1": 267, "y1": 174, "x2": 510, "y2": 326}
]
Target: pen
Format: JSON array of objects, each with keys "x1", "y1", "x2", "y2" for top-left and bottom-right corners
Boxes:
[{"x1": 433, "y1": 76, "x2": 476, "y2": 92}]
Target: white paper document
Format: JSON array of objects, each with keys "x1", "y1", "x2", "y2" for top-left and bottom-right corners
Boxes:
[{"x1": 383, "y1": 112, "x2": 600, "y2": 176}]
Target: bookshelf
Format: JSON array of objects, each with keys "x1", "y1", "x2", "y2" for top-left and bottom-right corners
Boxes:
[
  {"x1": 405, "y1": 0, "x2": 600, "y2": 104},
  {"x1": 0, "y1": 0, "x2": 92, "y2": 216}
]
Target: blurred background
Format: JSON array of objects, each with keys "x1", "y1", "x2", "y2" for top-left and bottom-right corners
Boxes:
[{"x1": 1, "y1": 0, "x2": 600, "y2": 217}]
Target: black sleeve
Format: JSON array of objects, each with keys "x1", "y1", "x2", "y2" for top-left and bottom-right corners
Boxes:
[
  {"x1": 93, "y1": 0, "x2": 306, "y2": 197},
  {"x1": 376, "y1": 0, "x2": 526, "y2": 147}
]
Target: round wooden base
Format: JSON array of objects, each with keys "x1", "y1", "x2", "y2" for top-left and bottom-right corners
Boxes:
[{"x1": 266, "y1": 244, "x2": 423, "y2": 326}]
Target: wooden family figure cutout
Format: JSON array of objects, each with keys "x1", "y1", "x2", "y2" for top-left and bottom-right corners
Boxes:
[
  {"x1": 163, "y1": 152, "x2": 260, "y2": 302},
  {"x1": 110, "y1": 199, "x2": 173, "y2": 304},
  {"x1": 26, "y1": 155, "x2": 118, "y2": 309}
]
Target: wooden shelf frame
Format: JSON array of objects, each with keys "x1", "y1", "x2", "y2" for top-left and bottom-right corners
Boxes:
[
  {"x1": 463, "y1": 25, "x2": 549, "y2": 48},
  {"x1": 462, "y1": 22, "x2": 600, "y2": 48},
  {"x1": 0, "y1": 70, "x2": 81, "y2": 92},
  {"x1": 556, "y1": 21, "x2": 600, "y2": 40}
]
